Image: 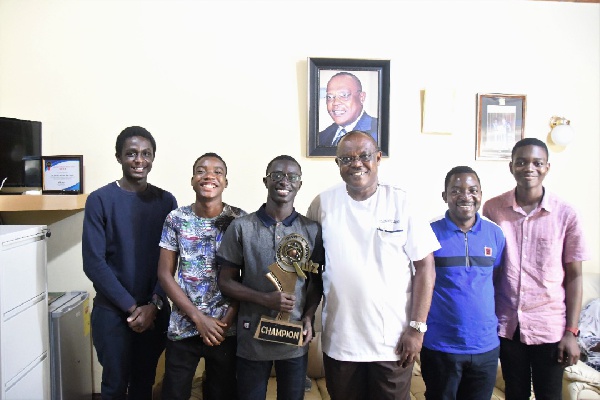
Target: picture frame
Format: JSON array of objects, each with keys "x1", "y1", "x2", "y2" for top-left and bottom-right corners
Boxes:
[
  {"x1": 307, "y1": 57, "x2": 390, "y2": 157},
  {"x1": 476, "y1": 93, "x2": 526, "y2": 160},
  {"x1": 41, "y1": 155, "x2": 83, "y2": 194}
]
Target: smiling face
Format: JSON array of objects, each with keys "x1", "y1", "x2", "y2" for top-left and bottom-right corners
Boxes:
[
  {"x1": 336, "y1": 132, "x2": 381, "y2": 199},
  {"x1": 509, "y1": 144, "x2": 550, "y2": 191},
  {"x1": 116, "y1": 136, "x2": 154, "y2": 183},
  {"x1": 191, "y1": 156, "x2": 227, "y2": 201},
  {"x1": 326, "y1": 74, "x2": 366, "y2": 127},
  {"x1": 442, "y1": 172, "x2": 482, "y2": 230},
  {"x1": 263, "y1": 159, "x2": 302, "y2": 206}
]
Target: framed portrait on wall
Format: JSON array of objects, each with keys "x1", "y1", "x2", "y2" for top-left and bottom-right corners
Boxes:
[
  {"x1": 307, "y1": 57, "x2": 390, "y2": 157},
  {"x1": 476, "y1": 93, "x2": 526, "y2": 161}
]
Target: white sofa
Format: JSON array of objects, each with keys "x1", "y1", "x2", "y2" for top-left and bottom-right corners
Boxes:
[{"x1": 562, "y1": 271, "x2": 600, "y2": 400}]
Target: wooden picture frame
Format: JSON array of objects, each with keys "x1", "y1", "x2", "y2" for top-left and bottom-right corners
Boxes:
[
  {"x1": 476, "y1": 93, "x2": 526, "y2": 160},
  {"x1": 41, "y1": 155, "x2": 83, "y2": 194},
  {"x1": 307, "y1": 58, "x2": 390, "y2": 157}
]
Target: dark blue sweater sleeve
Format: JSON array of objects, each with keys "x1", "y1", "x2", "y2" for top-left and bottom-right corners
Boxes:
[
  {"x1": 82, "y1": 191, "x2": 137, "y2": 313},
  {"x1": 152, "y1": 193, "x2": 178, "y2": 299}
]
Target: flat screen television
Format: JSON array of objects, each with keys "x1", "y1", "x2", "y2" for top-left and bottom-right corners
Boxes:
[{"x1": 0, "y1": 117, "x2": 42, "y2": 192}]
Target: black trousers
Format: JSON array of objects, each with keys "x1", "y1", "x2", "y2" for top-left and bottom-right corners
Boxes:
[
  {"x1": 500, "y1": 327, "x2": 564, "y2": 400},
  {"x1": 323, "y1": 352, "x2": 413, "y2": 400},
  {"x1": 420, "y1": 346, "x2": 500, "y2": 400},
  {"x1": 161, "y1": 335, "x2": 237, "y2": 400}
]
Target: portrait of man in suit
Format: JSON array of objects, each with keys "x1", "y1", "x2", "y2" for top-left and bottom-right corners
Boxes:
[{"x1": 318, "y1": 71, "x2": 378, "y2": 147}]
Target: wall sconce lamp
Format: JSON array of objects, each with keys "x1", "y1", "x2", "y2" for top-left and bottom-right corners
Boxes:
[{"x1": 549, "y1": 116, "x2": 574, "y2": 146}]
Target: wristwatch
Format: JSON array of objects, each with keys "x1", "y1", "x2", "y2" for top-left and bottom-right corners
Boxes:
[
  {"x1": 149, "y1": 295, "x2": 163, "y2": 311},
  {"x1": 409, "y1": 321, "x2": 428, "y2": 333},
  {"x1": 565, "y1": 326, "x2": 580, "y2": 337}
]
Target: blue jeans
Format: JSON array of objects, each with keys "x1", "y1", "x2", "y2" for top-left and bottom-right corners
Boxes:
[
  {"x1": 161, "y1": 335, "x2": 237, "y2": 400},
  {"x1": 420, "y1": 346, "x2": 500, "y2": 400},
  {"x1": 91, "y1": 304, "x2": 169, "y2": 400},
  {"x1": 236, "y1": 354, "x2": 308, "y2": 400},
  {"x1": 500, "y1": 327, "x2": 564, "y2": 400}
]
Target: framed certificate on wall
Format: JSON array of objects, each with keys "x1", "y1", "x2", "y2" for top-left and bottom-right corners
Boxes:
[
  {"x1": 41, "y1": 155, "x2": 83, "y2": 194},
  {"x1": 476, "y1": 94, "x2": 526, "y2": 161}
]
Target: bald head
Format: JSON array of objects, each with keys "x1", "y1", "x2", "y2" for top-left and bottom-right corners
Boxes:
[{"x1": 337, "y1": 130, "x2": 378, "y2": 153}]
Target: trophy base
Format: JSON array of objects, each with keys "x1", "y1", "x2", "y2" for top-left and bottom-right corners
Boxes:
[{"x1": 254, "y1": 316, "x2": 304, "y2": 346}]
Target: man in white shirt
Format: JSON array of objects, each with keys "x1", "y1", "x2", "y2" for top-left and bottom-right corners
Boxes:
[{"x1": 307, "y1": 130, "x2": 439, "y2": 400}]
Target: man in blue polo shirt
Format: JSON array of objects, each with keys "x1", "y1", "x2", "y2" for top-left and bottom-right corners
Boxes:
[{"x1": 421, "y1": 166, "x2": 505, "y2": 400}]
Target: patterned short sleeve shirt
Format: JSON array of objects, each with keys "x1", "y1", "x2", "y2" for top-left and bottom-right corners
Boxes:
[{"x1": 159, "y1": 203, "x2": 246, "y2": 340}]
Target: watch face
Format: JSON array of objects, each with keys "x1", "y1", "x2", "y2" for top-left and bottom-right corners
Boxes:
[
  {"x1": 152, "y1": 297, "x2": 163, "y2": 310},
  {"x1": 410, "y1": 321, "x2": 427, "y2": 333}
]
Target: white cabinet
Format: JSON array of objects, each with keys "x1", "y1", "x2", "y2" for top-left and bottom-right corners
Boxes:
[{"x1": 0, "y1": 225, "x2": 50, "y2": 400}]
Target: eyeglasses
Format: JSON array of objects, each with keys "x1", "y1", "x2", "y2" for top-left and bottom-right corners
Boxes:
[
  {"x1": 325, "y1": 91, "x2": 361, "y2": 103},
  {"x1": 336, "y1": 153, "x2": 374, "y2": 165},
  {"x1": 265, "y1": 171, "x2": 302, "y2": 183}
]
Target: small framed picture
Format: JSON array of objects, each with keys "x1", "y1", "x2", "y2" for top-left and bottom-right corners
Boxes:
[
  {"x1": 307, "y1": 57, "x2": 390, "y2": 157},
  {"x1": 476, "y1": 93, "x2": 526, "y2": 160},
  {"x1": 41, "y1": 155, "x2": 83, "y2": 194}
]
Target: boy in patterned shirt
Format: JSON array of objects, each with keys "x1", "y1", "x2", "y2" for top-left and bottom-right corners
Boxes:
[{"x1": 158, "y1": 153, "x2": 246, "y2": 400}]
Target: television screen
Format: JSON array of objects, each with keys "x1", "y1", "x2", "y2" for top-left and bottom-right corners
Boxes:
[{"x1": 0, "y1": 117, "x2": 42, "y2": 189}]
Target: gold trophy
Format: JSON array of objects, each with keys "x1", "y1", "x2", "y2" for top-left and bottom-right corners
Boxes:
[{"x1": 254, "y1": 233, "x2": 318, "y2": 346}]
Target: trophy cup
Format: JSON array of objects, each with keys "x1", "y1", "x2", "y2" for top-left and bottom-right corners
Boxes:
[{"x1": 254, "y1": 233, "x2": 316, "y2": 346}]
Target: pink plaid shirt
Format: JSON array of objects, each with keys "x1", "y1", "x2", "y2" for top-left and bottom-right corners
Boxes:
[{"x1": 482, "y1": 188, "x2": 590, "y2": 345}]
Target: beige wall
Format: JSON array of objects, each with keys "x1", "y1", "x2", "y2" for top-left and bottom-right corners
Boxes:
[{"x1": 1, "y1": 0, "x2": 598, "y2": 392}]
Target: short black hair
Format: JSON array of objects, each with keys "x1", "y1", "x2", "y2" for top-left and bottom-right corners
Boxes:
[
  {"x1": 193, "y1": 152, "x2": 227, "y2": 175},
  {"x1": 328, "y1": 71, "x2": 363, "y2": 91},
  {"x1": 265, "y1": 155, "x2": 302, "y2": 175},
  {"x1": 115, "y1": 126, "x2": 156, "y2": 155},
  {"x1": 444, "y1": 166, "x2": 481, "y2": 191},
  {"x1": 511, "y1": 138, "x2": 549, "y2": 161}
]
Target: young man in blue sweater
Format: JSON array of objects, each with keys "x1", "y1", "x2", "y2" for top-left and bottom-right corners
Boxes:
[{"x1": 83, "y1": 126, "x2": 177, "y2": 399}]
